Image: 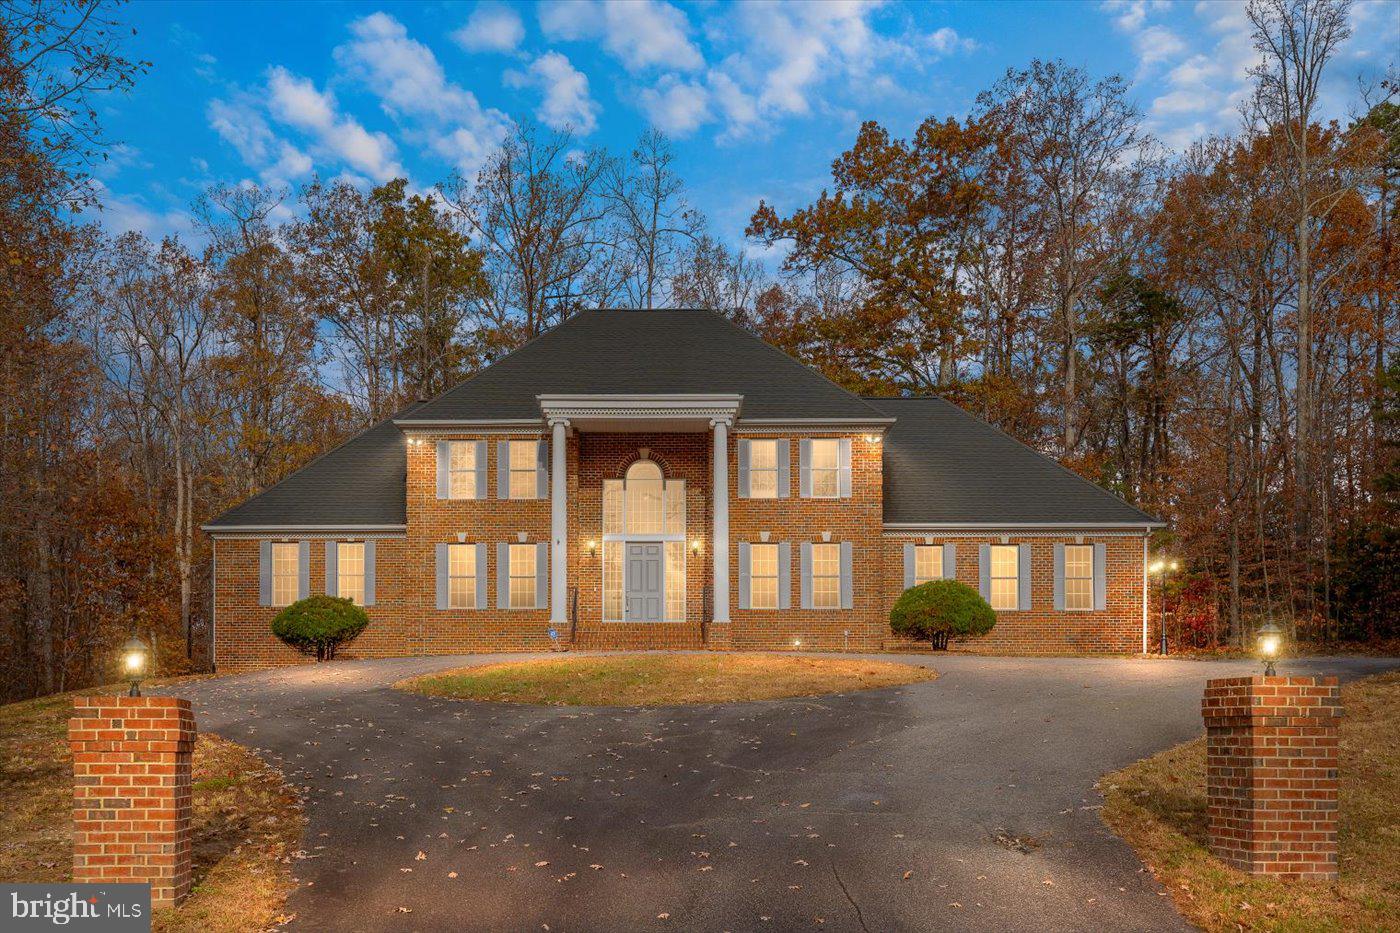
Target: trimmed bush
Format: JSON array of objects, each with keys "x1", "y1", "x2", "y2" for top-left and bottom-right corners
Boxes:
[
  {"x1": 890, "y1": 579, "x2": 996, "y2": 650},
  {"x1": 271, "y1": 595, "x2": 369, "y2": 661}
]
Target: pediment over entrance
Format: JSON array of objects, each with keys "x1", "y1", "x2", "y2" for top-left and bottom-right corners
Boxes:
[{"x1": 536, "y1": 393, "x2": 742, "y2": 432}]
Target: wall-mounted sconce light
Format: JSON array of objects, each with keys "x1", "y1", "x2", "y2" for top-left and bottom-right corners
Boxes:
[
  {"x1": 864, "y1": 434, "x2": 881, "y2": 444},
  {"x1": 587, "y1": 539, "x2": 598, "y2": 556},
  {"x1": 691, "y1": 539, "x2": 702, "y2": 554},
  {"x1": 792, "y1": 638, "x2": 803, "y2": 648}
]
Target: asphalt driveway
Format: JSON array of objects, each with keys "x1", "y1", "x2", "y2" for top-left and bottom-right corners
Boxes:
[{"x1": 159, "y1": 654, "x2": 1398, "y2": 932}]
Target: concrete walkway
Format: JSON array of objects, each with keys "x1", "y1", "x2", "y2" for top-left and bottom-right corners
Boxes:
[{"x1": 158, "y1": 654, "x2": 1398, "y2": 932}]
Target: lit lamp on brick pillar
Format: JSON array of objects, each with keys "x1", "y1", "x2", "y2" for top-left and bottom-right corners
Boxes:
[
  {"x1": 122, "y1": 635, "x2": 149, "y2": 696},
  {"x1": 1256, "y1": 620, "x2": 1283, "y2": 676}
]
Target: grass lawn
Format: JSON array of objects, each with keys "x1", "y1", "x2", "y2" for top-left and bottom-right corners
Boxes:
[
  {"x1": 0, "y1": 682, "x2": 303, "y2": 932},
  {"x1": 1100, "y1": 671, "x2": 1400, "y2": 932},
  {"x1": 399, "y1": 652, "x2": 937, "y2": 706}
]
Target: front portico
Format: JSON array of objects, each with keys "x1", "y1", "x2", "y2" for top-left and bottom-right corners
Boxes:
[{"x1": 539, "y1": 394, "x2": 741, "y2": 647}]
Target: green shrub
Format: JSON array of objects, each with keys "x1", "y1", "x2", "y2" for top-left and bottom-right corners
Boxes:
[
  {"x1": 271, "y1": 595, "x2": 369, "y2": 661},
  {"x1": 890, "y1": 579, "x2": 996, "y2": 650}
]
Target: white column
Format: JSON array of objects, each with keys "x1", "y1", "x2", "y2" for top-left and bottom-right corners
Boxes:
[
  {"x1": 550, "y1": 419, "x2": 569, "y2": 625},
  {"x1": 711, "y1": 418, "x2": 731, "y2": 623}
]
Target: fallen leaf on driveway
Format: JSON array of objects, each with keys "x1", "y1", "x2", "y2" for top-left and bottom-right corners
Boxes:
[{"x1": 903, "y1": 870, "x2": 913, "y2": 880}]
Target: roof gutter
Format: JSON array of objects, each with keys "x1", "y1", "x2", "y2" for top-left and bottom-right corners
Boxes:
[{"x1": 201, "y1": 523, "x2": 407, "y2": 535}]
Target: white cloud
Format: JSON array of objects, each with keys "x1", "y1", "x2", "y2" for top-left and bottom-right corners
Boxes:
[
  {"x1": 334, "y1": 12, "x2": 512, "y2": 174},
  {"x1": 452, "y1": 2, "x2": 525, "y2": 53},
  {"x1": 540, "y1": 0, "x2": 703, "y2": 72},
  {"x1": 927, "y1": 26, "x2": 978, "y2": 57},
  {"x1": 640, "y1": 77, "x2": 711, "y2": 136},
  {"x1": 505, "y1": 52, "x2": 601, "y2": 134},
  {"x1": 266, "y1": 66, "x2": 403, "y2": 182},
  {"x1": 206, "y1": 93, "x2": 315, "y2": 188}
]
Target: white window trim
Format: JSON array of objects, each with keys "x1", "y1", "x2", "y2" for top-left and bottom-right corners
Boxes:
[
  {"x1": 749, "y1": 542, "x2": 780, "y2": 610},
  {"x1": 508, "y1": 439, "x2": 540, "y2": 500},
  {"x1": 808, "y1": 438, "x2": 841, "y2": 499},
  {"x1": 810, "y1": 541, "x2": 841, "y2": 609},
  {"x1": 1063, "y1": 544, "x2": 1094, "y2": 612},
  {"x1": 447, "y1": 543, "x2": 477, "y2": 610},
  {"x1": 337, "y1": 542, "x2": 366, "y2": 605},
  {"x1": 989, "y1": 544, "x2": 1019, "y2": 612},
  {"x1": 748, "y1": 439, "x2": 780, "y2": 500},
  {"x1": 271, "y1": 542, "x2": 299, "y2": 608},
  {"x1": 508, "y1": 542, "x2": 538, "y2": 610},
  {"x1": 447, "y1": 441, "x2": 477, "y2": 500}
]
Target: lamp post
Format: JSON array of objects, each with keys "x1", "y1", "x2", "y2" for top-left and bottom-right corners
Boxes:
[
  {"x1": 1256, "y1": 620, "x2": 1283, "y2": 676},
  {"x1": 1149, "y1": 558, "x2": 1179, "y2": 655},
  {"x1": 122, "y1": 636, "x2": 149, "y2": 697}
]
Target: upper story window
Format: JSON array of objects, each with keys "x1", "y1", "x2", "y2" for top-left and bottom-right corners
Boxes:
[
  {"x1": 508, "y1": 440, "x2": 539, "y2": 499},
  {"x1": 811, "y1": 542, "x2": 841, "y2": 609},
  {"x1": 914, "y1": 545, "x2": 943, "y2": 584},
  {"x1": 749, "y1": 543, "x2": 779, "y2": 609},
  {"x1": 1063, "y1": 544, "x2": 1093, "y2": 611},
  {"x1": 989, "y1": 544, "x2": 1019, "y2": 611},
  {"x1": 748, "y1": 440, "x2": 779, "y2": 498},
  {"x1": 448, "y1": 543, "x2": 477, "y2": 609},
  {"x1": 337, "y1": 542, "x2": 365, "y2": 604},
  {"x1": 448, "y1": 442, "x2": 477, "y2": 499},
  {"x1": 272, "y1": 542, "x2": 299, "y2": 607},
  {"x1": 809, "y1": 439, "x2": 840, "y2": 498}
]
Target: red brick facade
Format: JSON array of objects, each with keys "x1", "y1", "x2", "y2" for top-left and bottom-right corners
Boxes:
[
  {"x1": 213, "y1": 429, "x2": 1150, "y2": 671},
  {"x1": 1202, "y1": 676, "x2": 1342, "y2": 879},
  {"x1": 69, "y1": 696, "x2": 195, "y2": 907}
]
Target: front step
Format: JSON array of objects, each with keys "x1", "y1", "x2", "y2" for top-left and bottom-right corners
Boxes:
[{"x1": 571, "y1": 622, "x2": 704, "y2": 651}]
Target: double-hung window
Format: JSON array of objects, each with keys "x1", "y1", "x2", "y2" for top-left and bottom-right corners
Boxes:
[
  {"x1": 989, "y1": 545, "x2": 1019, "y2": 611},
  {"x1": 748, "y1": 440, "x2": 779, "y2": 498},
  {"x1": 914, "y1": 544, "x2": 943, "y2": 584},
  {"x1": 508, "y1": 543, "x2": 537, "y2": 609},
  {"x1": 749, "y1": 543, "x2": 779, "y2": 609},
  {"x1": 809, "y1": 440, "x2": 840, "y2": 498},
  {"x1": 337, "y1": 542, "x2": 365, "y2": 604},
  {"x1": 448, "y1": 544, "x2": 477, "y2": 609},
  {"x1": 508, "y1": 440, "x2": 539, "y2": 500},
  {"x1": 271, "y1": 543, "x2": 299, "y2": 607},
  {"x1": 811, "y1": 542, "x2": 841, "y2": 609},
  {"x1": 448, "y1": 442, "x2": 477, "y2": 499},
  {"x1": 1063, "y1": 545, "x2": 1093, "y2": 611}
]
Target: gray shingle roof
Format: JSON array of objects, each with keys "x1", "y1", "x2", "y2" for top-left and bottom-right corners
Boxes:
[
  {"x1": 203, "y1": 408, "x2": 413, "y2": 530},
  {"x1": 864, "y1": 396, "x2": 1162, "y2": 526},
  {"x1": 403, "y1": 309, "x2": 887, "y2": 422}
]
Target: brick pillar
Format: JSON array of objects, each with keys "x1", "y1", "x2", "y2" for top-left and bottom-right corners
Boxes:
[
  {"x1": 1201, "y1": 676, "x2": 1341, "y2": 879},
  {"x1": 70, "y1": 696, "x2": 196, "y2": 907}
]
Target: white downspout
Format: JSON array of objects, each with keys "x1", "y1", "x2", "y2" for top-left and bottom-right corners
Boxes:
[{"x1": 1141, "y1": 531, "x2": 1149, "y2": 654}]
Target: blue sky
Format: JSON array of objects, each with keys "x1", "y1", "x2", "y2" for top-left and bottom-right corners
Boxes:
[{"x1": 95, "y1": 0, "x2": 1398, "y2": 248}]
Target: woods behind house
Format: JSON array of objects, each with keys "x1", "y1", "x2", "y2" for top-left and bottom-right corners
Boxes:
[{"x1": 1, "y1": 0, "x2": 1395, "y2": 700}]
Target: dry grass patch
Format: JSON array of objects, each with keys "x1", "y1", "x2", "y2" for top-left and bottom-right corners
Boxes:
[
  {"x1": 0, "y1": 682, "x2": 303, "y2": 932},
  {"x1": 1100, "y1": 671, "x2": 1400, "y2": 932},
  {"x1": 399, "y1": 652, "x2": 937, "y2": 706}
]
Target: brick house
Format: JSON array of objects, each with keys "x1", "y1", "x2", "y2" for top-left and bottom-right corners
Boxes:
[{"x1": 205, "y1": 310, "x2": 1162, "y2": 671}]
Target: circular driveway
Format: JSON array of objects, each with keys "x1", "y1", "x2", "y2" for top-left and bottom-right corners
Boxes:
[{"x1": 159, "y1": 654, "x2": 1398, "y2": 932}]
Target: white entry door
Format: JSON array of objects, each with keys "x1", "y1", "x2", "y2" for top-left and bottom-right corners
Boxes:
[{"x1": 625, "y1": 542, "x2": 663, "y2": 622}]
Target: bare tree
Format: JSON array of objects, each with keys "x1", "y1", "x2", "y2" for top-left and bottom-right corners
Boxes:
[
  {"x1": 605, "y1": 129, "x2": 704, "y2": 309},
  {"x1": 444, "y1": 124, "x2": 615, "y2": 345},
  {"x1": 978, "y1": 60, "x2": 1157, "y2": 455}
]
